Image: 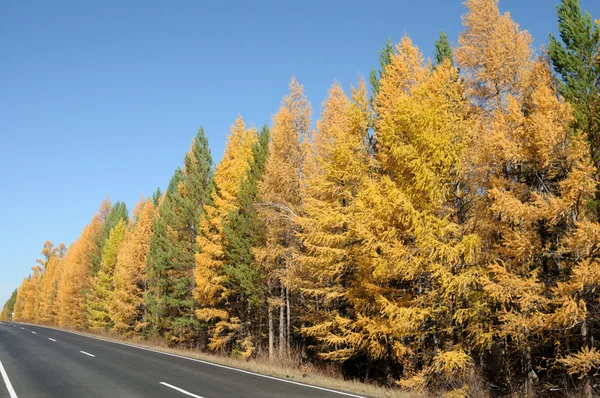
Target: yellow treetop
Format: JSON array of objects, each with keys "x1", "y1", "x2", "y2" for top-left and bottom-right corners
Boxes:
[
  {"x1": 298, "y1": 79, "x2": 370, "y2": 310},
  {"x1": 256, "y1": 77, "x2": 312, "y2": 288},
  {"x1": 195, "y1": 116, "x2": 258, "y2": 320},
  {"x1": 110, "y1": 198, "x2": 155, "y2": 334},
  {"x1": 456, "y1": 0, "x2": 533, "y2": 106},
  {"x1": 38, "y1": 252, "x2": 64, "y2": 325},
  {"x1": 57, "y1": 215, "x2": 102, "y2": 329}
]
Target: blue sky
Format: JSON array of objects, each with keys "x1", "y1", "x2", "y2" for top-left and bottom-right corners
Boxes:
[{"x1": 0, "y1": 0, "x2": 597, "y2": 306}]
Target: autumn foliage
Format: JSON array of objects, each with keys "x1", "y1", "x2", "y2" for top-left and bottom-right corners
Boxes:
[{"x1": 5, "y1": 0, "x2": 600, "y2": 396}]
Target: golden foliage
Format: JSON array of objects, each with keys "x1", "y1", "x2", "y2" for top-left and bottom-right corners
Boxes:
[
  {"x1": 456, "y1": 0, "x2": 533, "y2": 105},
  {"x1": 57, "y1": 215, "x2": 102, "y2": 329},
  {"x1": 559, "y1": 347, "x2": 600, "y2": 378},
  {"x1": 195, "y1": 116, "x2": 258, "y2": 310},
  {"x1": 110, "y1": 198, "x2": 155, "y2": 334}
]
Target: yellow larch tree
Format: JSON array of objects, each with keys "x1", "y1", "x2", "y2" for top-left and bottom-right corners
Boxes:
[
  {"x1": 307, "y1": 37, "x2": 478, "y2": 393},
  {"x1": 87, "y1": 219, "x2": 127, "y2": 331},
  {"x1": 477, "y1": 59, "x2": 596, "y2": 397},
  {"x1": 12, "y1": 277, "x2": 29, "y2": 322},
  {"x1": 194, "y1": 116, "x2": 258, "y2": 354},
  {"x1": 297, "y1": 79, "x2": 371, "y2": 352},
  {"x1": 455, "y1": 0, "x2": 533, "y2": 107},
  {"x1": 457, "y1": 0, "x2": 600, "y2": 395},
  {"x1": 110, "y1": 198, "x2": 155, "y2": 335},
  {"x1": 38, "y1": 245, "x2": 66, "y2": 325},
  {"x1": 256, "y1": 77, "x2": 311, "y2": 359},
  {"x1": 57, "y1": 215, "x2": 102, "y2": 329},
  {"x1": 21, "y1": 266, "x2": 43, "y2": 322}
]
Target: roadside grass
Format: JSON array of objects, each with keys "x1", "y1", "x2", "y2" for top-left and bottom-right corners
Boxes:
[{"x1": 17, "y1": 322, "x2": 416, "y2": 398}]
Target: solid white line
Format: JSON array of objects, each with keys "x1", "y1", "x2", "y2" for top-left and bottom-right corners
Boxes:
[
  {"x1": 80, "y1": 351, "x2": 95, "y2": 358},
  {"x1": 160, "y1": 382, "x2": 203, "y2": 398},
  {"x1": 48, "y1": 338, "x2": 56, "y2": 342},
  {"x1": 13, "y1": 322, "x2": 365, "y2": 398},
  {"x1": 0, "y1": 360, "x2": 18, "y2": 398},
  {"x1": 31, "y1": 332, "x2": 36, "y2": 335}
]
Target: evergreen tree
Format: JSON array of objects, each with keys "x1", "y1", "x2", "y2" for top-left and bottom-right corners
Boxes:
[
  {"x1": 549, "y1": 0, "x2": 600, "y2": 222},
  {"x1": 1, "y1": 289, "x2": 18, "y2": 321},
  {"x1": 92, "y1": 201, "x2": 128, "y2": 275},
  {"x1": 146, "y1": 168, "x2": 184, "y2": 337},
  {"x1": 146, "y1": 127, "x2": 213, "y2": 345},
  {"x1": 549, "y1": 0, "x2": 600, "y2": 164},
  {"x1": 434, "y1": 30, "x2": 453, "y2": 66},
  {"x1": 220, "y1": 125, "x2": 270, "y2": 358},
  {"x1": 151, "y1": 187, "x2": 162, "y2": 207},
  {"x1": 369, "y1": 38, "x2": 393, "y2": 96}
]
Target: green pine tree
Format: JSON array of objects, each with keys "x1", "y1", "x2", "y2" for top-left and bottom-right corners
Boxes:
[
  {"x1": 1, "y1": 289, "x2": 18, "y2": 321},
  {"x1": 434, "y1": 30, "x2": 453, "y2": 66},
  {"x1": 221, "y1": 125, "x2": 270, "y2": 356},
  {"x1": 369, "y1": 38, "x2": 393, "y2": 96},
  {"x1": 145, "y1": 169, "x2": 182, "y2": 335},
  {"x1": 152, "y1": 187, "x2": 162, "y2": 207},
  {"x1": 146, "y1": 127, "x2": 213, "y2": 345},
  {"x1": 549, "y1": 0, "x2": 600, "y2": 165},
  {"x1": 92, "y1": 201, "x2": 129, "y2": 275}
]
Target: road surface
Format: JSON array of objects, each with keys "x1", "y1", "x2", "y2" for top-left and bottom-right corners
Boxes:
[{"x1": 0, "y1": 321, "x2": 365, "y2": 398}]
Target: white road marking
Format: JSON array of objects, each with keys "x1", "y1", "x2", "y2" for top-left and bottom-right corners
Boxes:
[
  {"x1": 80, "y1": 351, "x2": 95, "y2": 358},
  {"x1": 0, "y1": 359, "x2": 18, "y2": 398},
  {"x1": 48, "y1": 338, "x2": 56, "y2": 342},
  {"x1": 160, "y1": 382, "x2": 203, "y2": 398},
  {"x1": 31, "y1": 331, "x2": 36, "y2": 335},
  {"x1": 15, "y1": 322, "x2": 365, "y2": 398},
  {"x1": 20, "y1": 328, "x2": 24, "y2": 330}
]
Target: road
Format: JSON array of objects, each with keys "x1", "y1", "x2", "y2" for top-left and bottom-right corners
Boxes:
[{"x1": 0, "y1": 321, "x2": 365, "y2": 398}]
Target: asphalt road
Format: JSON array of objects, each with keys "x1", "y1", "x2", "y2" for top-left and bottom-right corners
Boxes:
[{"x1": 0, "y1": 321, "x2": 365, "y2": 398}]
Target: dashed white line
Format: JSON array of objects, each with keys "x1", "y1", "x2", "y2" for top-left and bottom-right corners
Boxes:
[
  {"x1": 31, "y1": 331, "x2": 36, "y2": 335},
  {"x1": 15, "y1": 322, "x2": 365, "y2": 398},
  {"x1": 160, "y1": 382, "x2": 203, "y2": 398},
  {"x1": 0, "y1": 359, "x2": 18, "y2": 398},
  {"x1": 80, "y1": 351, "x2": 95, "y2": 358},
  {"x1": 48, "y1": 338, "x2": 56, "y2": 342},
  {"x1": 20, "y1": 327, "x2": 24, "y2": 330}
]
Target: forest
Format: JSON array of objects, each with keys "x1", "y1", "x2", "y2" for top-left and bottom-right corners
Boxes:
[{"x1": 2, "y1": 0, "x2": 600, "y2": 396}]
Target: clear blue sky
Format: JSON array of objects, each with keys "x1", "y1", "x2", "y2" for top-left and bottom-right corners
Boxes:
[{"x1": 0, "y1": 0, "x2": 597, "y2": 306}]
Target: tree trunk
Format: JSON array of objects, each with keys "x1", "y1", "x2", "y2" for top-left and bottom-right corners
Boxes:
[
  {"x1": 583, "y1": 319, "x2": 592, "y2": 398},
  {"x1": 524, "y1": 330, "x2": 537, "y2": 398},
  {"x1": 268, "y1": 303, "x2": 274, "y2": 361},
  {"x1": 279, "y1": 285, "x2": 285, "y2": 358},
  {"x1": 286, "y1": 286, "x2": 291, "y2": 358}
]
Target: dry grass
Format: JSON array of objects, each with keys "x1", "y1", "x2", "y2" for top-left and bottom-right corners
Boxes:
[{"x1": 19, "y1": 322, "x2": 417, "y2": 398}]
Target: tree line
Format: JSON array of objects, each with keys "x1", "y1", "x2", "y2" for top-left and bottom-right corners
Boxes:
[{"x1": 3, "y1": 0, "x2": 600, "y2": 396}]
